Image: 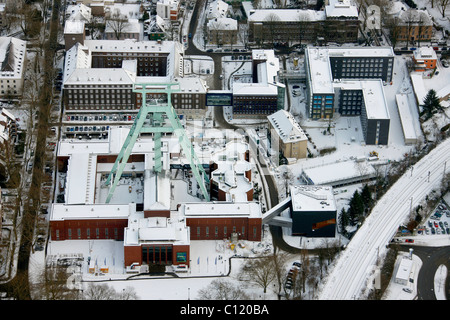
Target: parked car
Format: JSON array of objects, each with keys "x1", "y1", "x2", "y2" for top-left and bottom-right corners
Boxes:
[{"x1": 402, "y1": 288, "x2": 412, "y2": 293}]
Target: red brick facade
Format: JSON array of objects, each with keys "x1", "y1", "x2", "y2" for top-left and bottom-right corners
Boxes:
[
  {"x1": 186, "y1": 217, "x2": 261, "y2": 241},
  {"x1": 124, "y1": 244, "x2": 190, "y2": 267},
  {"x1": 50, "y1": 218, "x2": 128, "y2": 241}
]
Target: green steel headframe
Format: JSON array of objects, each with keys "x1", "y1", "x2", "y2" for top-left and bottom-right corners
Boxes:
[{"x1": 103, "y1": 82, "x2": 210, "y2": 203}]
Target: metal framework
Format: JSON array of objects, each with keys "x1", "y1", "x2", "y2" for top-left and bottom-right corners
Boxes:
[{"x1": 103, "y1": 82, "x2": 210, "y2": 203}]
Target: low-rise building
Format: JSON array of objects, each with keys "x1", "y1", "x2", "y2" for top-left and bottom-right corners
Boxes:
[
  {"x1": 156, "y1": 0, "x2": 180, "y2": 21},
  {"x1": 232, "y1": 50, "x2": 285, "y2": 118},
  {"x1": 209, "y1": 142, "x2": 252, "y2": 202},
  {"x1": 412, "y1": 47, "x2": 437, "y2": 71},
  {"x1": 0, "y1": 108, "x2": 17, "y2": 144},
  {"x1": 396, "y1": 9, "x2": 433, "y2": 44},
  {"x1": 0, "y1": 37, "x2": 26, "y2": 98},
  {"x1": 305, "y1": 47, "x2": 391, "y2": 145},
  {"x1": 105, "y1": 18, "x2": 141, "y2": 41},
  {"x1": 290, "y1": 185, "x2": 337, "y2": 238},
  {"x1": 181, "y1": 202, "x2": 262, "y2": 241},
  {"x1": 245, "y1": 0, "x2": 359, "y2": 46},
  {"x1": 267, "y1": 110, "x2": 308, "y2": 160},
  {"x1": 207, "y1": 17, "x2": 238, "y2": 45},
  {"x1": 64, "y1": 20, "x2": 86, "y2": 51}
]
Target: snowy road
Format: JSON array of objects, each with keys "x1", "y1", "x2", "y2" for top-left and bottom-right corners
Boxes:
[{"x1": 319, "y1": 138, "x2": 450, "y2": 300}]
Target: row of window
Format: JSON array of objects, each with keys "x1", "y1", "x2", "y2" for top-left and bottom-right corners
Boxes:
[
  {"x1": 195, "y1": 225, "x2": 258, "y2": 238},
  {"x1": 56, "y1": 227, "x2": 119, "y2": 240}
]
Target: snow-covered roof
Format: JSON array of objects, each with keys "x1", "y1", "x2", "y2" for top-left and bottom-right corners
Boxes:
[
  {"x1": 66, "y1": 3, "x2": 92, "y2": 22},
  {"x1": 207, "y1": 0, "x2": 229, "y2": 20},
  {"x1": 360, "y1": 80, "x2": 390, "y2": 120},
  {"x1": 325, "y1": 0, "x2": 358, "y2": 18},
  {"x1": 410, "y1": 73, "x2": 427, "y2": 105},
  {"x1": 290, "y1": 185, "x2": 337, "y2": 212},
  {"x1": 327, "y1": 46, "x2": 394, "y2": 58},
  {"x1": 332, "y1": 79, "x2": 390, "y2": 120},
  {"x1": 104, "y1": 3, "x2": 142, "y2": 20},
  {"x1": 105, "y1": 18, "x2": 141, "y2": 35},
  {"x1": 302, "y1": 160, "x2": 376, "y2": 186},
  {"x1": 233, "y1": 49, "x2": 283, "y2": 96},
  {"x1": 0, "y1": 37, "x2": 26, "y2": 79},
  {"x1": 174, "y1": 77, "x2": 208, "y2": 94},
  {"x1": 63, "y1": 43, "x2": 91, "y2": 82},
  {"x1": 436, "y1": 84, "x2": 450, "y2": 100},
  {"x1": 181, "y1": 202, "x2": 262, "y2": 218},
  {"x1": 306, "y1": 47, "x2": 334, "y2": 94},
  {"x1": 395, "y1": 93, "x2": 418, "y2": 144},
  {"x1": 64, "y1": 67, "x2": 136, "y2": 86},
  {"x1": 395, "y1": 257, "x2": 413, "y2": 282},
  {"x1": 268, "y1": 110, "x2": 307, "y2": 143},
  {"x1": 51, "y1": 203, "x2": 133, "y2": 221},
  {"x1": 210, "y1": 141, "x2": 252, "y2": 201},
  {"x1": 64, "y1": 20, "x2": 85, "y2": 34},
  {"x1": 247, "y1": 9, "x2": 325, "y2": 23},
  {"x1": 398, "y1": 9, "x2": 432, "y2": 26},
  {"x1": 413, "y1": 47, "x2": 437, "y2": 60},
  {"x1": 124, "y1": 210, "x2": 189, "y2": 246},
  {"x1": 84, "y1": 39, "x2": 179, "y2": 55},
  {"x1": 207, "y1": 17, "x2": 238, "y2": 31},
  {"x1": 65, "y1": 153, "x2": 97, "y2": 204}
]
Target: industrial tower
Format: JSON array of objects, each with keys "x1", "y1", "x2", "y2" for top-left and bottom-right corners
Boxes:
[{"x1": 103, "y1": 82, "x2": 210, "y2": 203}]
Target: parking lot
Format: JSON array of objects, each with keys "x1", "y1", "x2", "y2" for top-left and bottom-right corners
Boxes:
[{"x1": 419, "y1": 201, "x2": 450, "y2": 236}]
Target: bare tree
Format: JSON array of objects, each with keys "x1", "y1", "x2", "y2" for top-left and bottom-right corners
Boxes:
[
  {"x1": 437, "y1": 0, "x2": 449, "y2": 17},
  {"x1": 385, "y1": 16, "x2": 402, "y2": 48},
  {"x1": 271, "y1": 248, "x2": 291, "y2": 296},
  {"x1": 239, "y1": 23, "x2": 250, "y2": 49},
  {"x1": 296, "y1": 12, "x2": 310, "y2": 47},
  {"x1": 30, "y1": 266, "x2": 79, "y2": 300},
  {"x1": 264, "y1": 13, "x2": 281, "y2": 48},
  {"x1": 106, "y1": 8, "x2": 130, "y2": 40},
  {"x1": 82, "y1": 283, "x2": 138, "y2": 300},
  {"x1": 197, "y1": 279, "x2": 249, "y2": 300},
  {"x1": 242, "y1": 255, "x2": 277, "y2": 294}
]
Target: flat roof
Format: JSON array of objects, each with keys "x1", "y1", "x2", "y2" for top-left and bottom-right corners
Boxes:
[
  {"x1": 124, "y1": 210, "x2": 190, "y2": 246},
  {"x1": 290, "y1": 185, "x2": 336, "y2": 212},
  {"x1": 51, "y1": 203, "x2": 133, "y2": 221},
  {"x1": 182, "y1": 202, "x2": 262, "y2": 218},
  {"x1": 268, "y1": 110, "x2": 307, "y2": 143},
  {"x1": 302, "y1": 160, "x2": 376, "y2": 186},
  {"x1": 306, "y1": 47, "x2": 334, "y2": 94},
  {"x1": 395, "y1": 93, "x2": 417, "y2": 143},
  {"x1": 360, "y1": 80, "x2": 390, "y2": 120},
  {"x1": 327, "y1": 47, "x2": 394, "y2": 58},
  {"x1": 247, "y1": 9, "x2": 325, "y2": 23}
]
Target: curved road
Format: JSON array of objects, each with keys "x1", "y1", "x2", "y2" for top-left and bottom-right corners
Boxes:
[
  {"x1": 398, "y1": 245, "x2": 450, "y2": 300},
  {"x1": 319, "y1": 137, "x2": 450, "y2": 299}
]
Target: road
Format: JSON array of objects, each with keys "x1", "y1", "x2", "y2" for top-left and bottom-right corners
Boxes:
[
  {"x1": 319, "y1": 137, "x2": 450, "y2": 299},
  {"x1": 398, "y1": 245, "x2": 450, "y2": 300}
]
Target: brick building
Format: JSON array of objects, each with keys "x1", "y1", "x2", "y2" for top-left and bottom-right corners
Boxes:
[
  {"x1": 182, "y1": 202, "x2": 262, "y2": 241},
  {"x1": 245, "y1": 0, "x2": 359, "y2": 46}
]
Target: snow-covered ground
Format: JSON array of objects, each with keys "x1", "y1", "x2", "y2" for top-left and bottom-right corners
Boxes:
[{"x1": 318, "y1": 137, "x2": 450, "y2": 299}]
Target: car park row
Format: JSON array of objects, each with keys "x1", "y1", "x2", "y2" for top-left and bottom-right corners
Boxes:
[{"x1": 420, "y1": 202, "x2": 450, "y2": 235}]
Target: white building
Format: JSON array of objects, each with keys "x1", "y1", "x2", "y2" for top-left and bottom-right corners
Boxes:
[
  {"x1": 267, "y1": 110, "x2": 308, "y2": 160},
  {"x1": 206, "y1": 0, "x2": 229, "y2": 20},
  {"x1": 394, "y1": 257, "x2": 413, "y2": 285},
  {"x1": 156, "y1": 0, "x2": 180, "y2": 21},
  {"x1": 0, "y1": 37, "x2": 26, "y2": 98}
]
